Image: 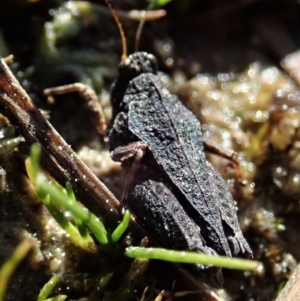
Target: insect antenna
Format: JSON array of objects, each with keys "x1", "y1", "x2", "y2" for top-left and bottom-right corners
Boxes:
[
  {"x1": 134, "y1": 1, "x2": 155, "y2": 53},
  {"x1": 103, "y1": 0, "x2": 127, "y2": 61}
]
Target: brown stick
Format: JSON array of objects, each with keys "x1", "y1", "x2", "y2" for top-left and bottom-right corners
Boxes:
[{"x1": 0, "y1": 58, "x2": 120, "y2": 230}]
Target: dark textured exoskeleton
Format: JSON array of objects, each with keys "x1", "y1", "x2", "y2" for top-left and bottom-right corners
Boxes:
[{"x1": 108, "y1": 52, "x2": 252, "y2": 287}]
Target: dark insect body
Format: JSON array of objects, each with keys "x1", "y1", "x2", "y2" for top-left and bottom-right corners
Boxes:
[{"x1": 108, "y1": 52, "x2": 252, "y2": 287}]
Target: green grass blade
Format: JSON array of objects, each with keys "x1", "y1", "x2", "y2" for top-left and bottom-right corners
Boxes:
[
  {"x1": 26, "y1": 157, "x2": 94, "y2": 250},
  {"x1": 26, "y1": 144, "x2": 108, "y2": 246},
  {"x1": 88, "y1": 273, "x2": 113, "y2": 301},
  {"x1": 0, "y1": 239, "x2": 33, "y2": 301},
  {"x1": 29, "y1": 143, "x2": 41, "y2": 180},
  {"x1": 65, "y1": 181, "x2": 93, "y2": 244},
  {"x1": 43, "y1": 199, "x2": 89, "y2": 248},
  {"x1": 99, "y1": 273, "x2": 113, "y2": 291},
  {"x1": 38, "y1": 275, "x2": 60, "y2": 301},
  {"x1": 43, "y1": 296, "x2": 67, "y2": 301},
  {"x1": 36, "y1": 175, "x2": 108, "y2": 245},
  {"x1": 111, "y1": 210, "x2": 130, "y2": 244},
  {"x1": 125, "y1": 247, "x2": 260, "y2": 271}
]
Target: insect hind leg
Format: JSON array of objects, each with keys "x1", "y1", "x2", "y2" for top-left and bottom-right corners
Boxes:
[{"x1": 44, "y1": 83, "x2": 107, "y2": 135}]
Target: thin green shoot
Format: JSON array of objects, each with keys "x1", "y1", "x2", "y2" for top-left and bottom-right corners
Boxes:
[
  {"x1": 111, "y1": 210, "x2": 130, "y2": 243},
  {"x1": 26, "y1": 144, "x2": 130, "y2": 248},
  {"x1": 0, "y1": 239, "x2": 33, "y2": 301},
  {"x1": 42, "y1": 296, "x2": 67, "y2": 301},
  {"x1": 65, "y1": 181, "x2": 92, "y2": 242},
  {"x1": 37, "y1": 275, "x2": 60, "y2": 301},
  {"x1": 146, "y1": 0, "x2": 172, "y2": 7},
  {"x1": 26, "y1": 147, "x2": 96, "y2": 250},
  {"x1": 88, "y1": 273, "x2": 113, "y2": 301},
  {"x1": 125, "y1": 247, "x2": 260, "y2": 271},
  {"x1": 26, "y1": 144, "x2": 107, "y2": 245},
  {"x1": 98, "y1": 273, "x2": 113, "y2": 291},
  {"x1": 35, "y1": 176, "x2": 108, "y2": 244}
]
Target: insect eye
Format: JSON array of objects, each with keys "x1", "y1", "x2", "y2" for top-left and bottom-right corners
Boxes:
[{"x1": 145, "y1": 53, "x2": 158, "y2": 72}]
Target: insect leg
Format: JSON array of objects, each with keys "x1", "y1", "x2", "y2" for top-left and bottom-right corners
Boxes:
[
  {"x1": 112, "y1": 141, "x2": 147, "y2": 203},
  {"x1": 44, "y1": 83, "x2": 107, "y2": 135},
  {"x1": 111, "y1": 141, "x2": 147, "y2": 162}
]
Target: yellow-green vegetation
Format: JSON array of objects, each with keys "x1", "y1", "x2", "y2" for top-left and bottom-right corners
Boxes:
[
  {"x1": 37, "y1": 275, "x2": 66, "y2": 301},
  {"x1": 125, "y1": 247, "x2": 260, "y2": 271},
  {"x1": 26, "y1": 143, "x2": 130, "y2": 249},
  {"x1": 0, "y1": 239, "x2": 33, "y2": 301}
]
